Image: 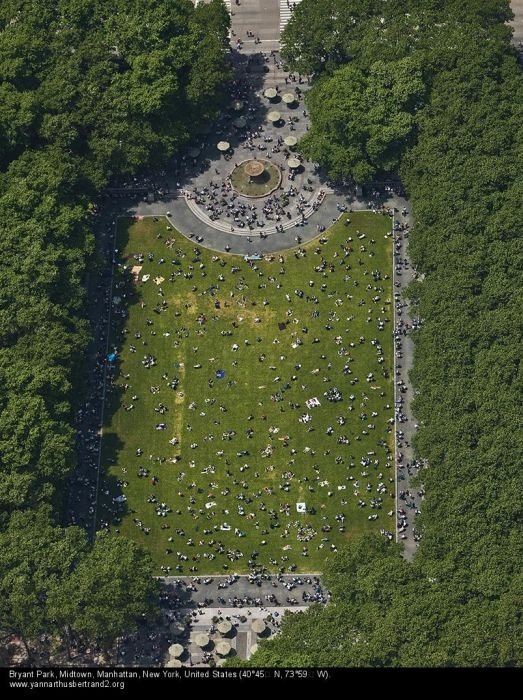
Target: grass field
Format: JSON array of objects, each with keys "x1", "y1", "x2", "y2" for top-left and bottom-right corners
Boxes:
[{"x1": 98, "y1": 211, "x2": 394, "y2": 575}]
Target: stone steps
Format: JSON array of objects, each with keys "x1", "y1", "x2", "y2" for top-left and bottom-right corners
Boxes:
[{"x1": 183, "y1": 189, "x2": 330, "y2": 236}]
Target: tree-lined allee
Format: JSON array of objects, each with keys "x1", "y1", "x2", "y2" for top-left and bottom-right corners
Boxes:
[{"x1": 0, "y1": 0, "x2": 230, "y2": 658}]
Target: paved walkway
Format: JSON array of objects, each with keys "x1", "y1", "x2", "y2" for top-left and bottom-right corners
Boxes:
[
  {"x1": 170, "y1": 606, "x2": 307, "y2": 664},
  {"x1": 162, "y1": 573, "x2": 327, "y2": 608},
  {"x1": 391, "y1": 205, "x2": 423, "y2": 559},
  {"x1": 181, "y1": 186, "x2": 331, "y2": 235},
  {"x1": 131, "y1": 194, "x2": 371, "y2": 254},
  {"x1": 511, "y1": 0, "x2": 523, "y2": 47},
  {"x1": 232, "y1": 0, "x2": 280, "y2": 50}
]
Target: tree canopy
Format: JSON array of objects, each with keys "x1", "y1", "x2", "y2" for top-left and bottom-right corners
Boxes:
[
  {"x1": 300, "y1": 58, "x2": 425, "y2": 182},
  {"x1": 0, "y1": 0, "x2": 230, "y2": 657},
  {"x1": 47, "y1": 532, "x2": 160, "y2": 649}
]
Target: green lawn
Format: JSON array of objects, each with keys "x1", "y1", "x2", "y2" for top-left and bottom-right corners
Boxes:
[{"x1": 98, "y1": 211, "x2": 394, "y2": 575}]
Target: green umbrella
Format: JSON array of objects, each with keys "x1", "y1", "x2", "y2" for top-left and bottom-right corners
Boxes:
[
  {"x1": 233, "y1": 117, "x2": 246, "y2": 129},
  {"x1": 287, "y1": 157, "x2": 301, "y2": 169},
  {"x1": 284, "y1": 136, "x2": 298, "y2": 147},
  {"x1": 264, "y1": 87, "x2": 277, "y2": 99},
  {"x1": 267, "y1": 111, "x2": 281, "y2": 123},
  {"x1": 282, "y1": 93, "x2": 296, "y2": 104}
]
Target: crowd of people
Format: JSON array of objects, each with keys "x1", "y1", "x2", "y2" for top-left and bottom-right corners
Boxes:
[
  {"x1": 168, "y1": 48, "x2": 327, "y2": 235},
  {"x1": 167, "y1": 573, "x2": 328, "y2": 608},
  {"x1": 91, "y1": 208, "x2": 397, "y2": 578},
  {"x1": 391, "y1": 204, "x2": 423, "y2": 545},
  {"x1": 67, "y1": 206, "x2": 116, "y2": 533},
  {"x1": 57, "y1": 2, "x2": 429, "y2": 673},
  {"x1": 111, "y1": 573, "x2": 326, "y2": 666},
  {"x1": 67, "y1": 37, "x2": 418, "y2": 601}
]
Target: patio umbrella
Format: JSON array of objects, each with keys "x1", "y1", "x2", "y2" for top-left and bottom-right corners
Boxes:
[
  {"x1": 233, "y1": 117, "x2": 246, "y2": 129},
  {"x1": 217, "y1": 141, "x2": 230, "y2": 152},
  {"x1": 215, "y1": 641, "x2": 231, "y2": 656},
  {"x1": 188, "y1": 147, "x2": 200, "y2": 158},
  {"x1": 193, "y1": 633, "x2": 210, "y2": 647},
  {"x1": 264, "y1": 87, "x2": 277, "y2": 99},
  {"x1": 267, "y1": 111, "x2": 281, "y2": 123},
  {"x1": 251, "y1": 619, "x2": 266, "y2": 635},
  {"x1": 166, "y1": 658, "x2": 182, "y2": 668},
  {"x1": 284, "y1": 136, "x2": 298, "y2": 147},
  {"x1": 287, "y1": 157, "x2": 301, "y2": 169},
  {"x1": 168, "y1": 643, "x2": 184, "y2": 658},
  {"x1": 282, "y1": 93, "x2": 296, "y2": 104},
  {"x1": 217, "y1": 620, "x2": 232, "y2": 635}
]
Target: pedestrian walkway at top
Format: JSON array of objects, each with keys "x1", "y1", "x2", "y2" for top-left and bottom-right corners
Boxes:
[{"x1": 280, "y1": 0, "x2": 302, "y2": 32}]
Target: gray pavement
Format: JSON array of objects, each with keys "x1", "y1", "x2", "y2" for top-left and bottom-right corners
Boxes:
[
  {"x1": 390, "y1": 203, "x2": 423, "y2": 559},
  {"x1": 162, "y1": 573, "x2": 327, "y2": 609},
  {"x1": 231, "y1": 0, "x2": 280, "y2": 48},
  {"x1": 131, "y1": 194, "x2": 373, "y2": 255},
  {"x1": 163, "y1": 606, "x2": 307, "y2": 665},
  {"x1": 510, "y1": 0, "x2": 523, "y2": 46},
  {"x1": 180, "y1": 607, "x2": 307, "y2": 664}
]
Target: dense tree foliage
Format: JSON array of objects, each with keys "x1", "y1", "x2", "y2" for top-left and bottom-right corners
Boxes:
[
  {"x1": 0, "y1": 509, "x2": 87, "y2": 658},
  {"x1": 0, "y1": 0, "x2": 230, "y2": 656},
  {"x1": 0, "y1": 0, "x2": 230, "y2": 514},
  {"x1": 0, "y1": 510, "x2": 159, "y2": 658},
  {"x1": 235, "y1": 0, "x2": 523, "y2": 666},
  {"x1": 283, "y1": 0, "x2": 515, "y2": 185},
  {"x1": 0, "y1": 0, "x2": 230, "y2": 180},
  {"x1": 300, "y1": 58, "x2": 425, "y2": 182},
  {"x1": 240, "y1": 541, "x2": 521, "y2": 667},
  {"x1": 47, "y1": 532, "x2": 160, "y2": 650}
]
